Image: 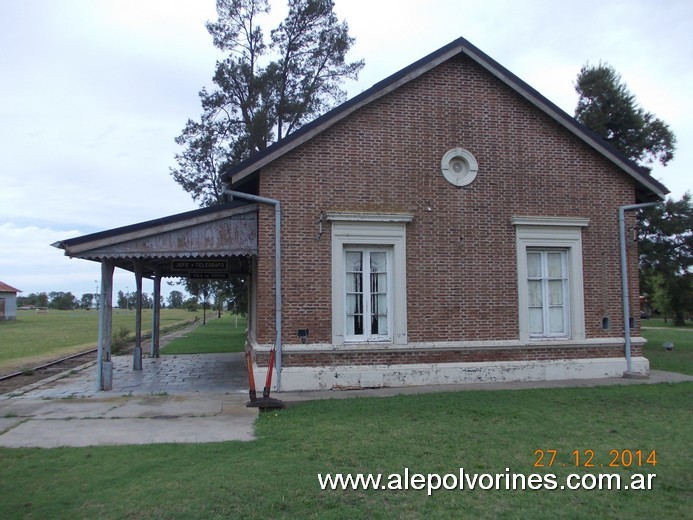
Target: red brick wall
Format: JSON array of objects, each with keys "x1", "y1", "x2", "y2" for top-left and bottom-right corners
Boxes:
[
  {"x1": 256, "y1": 345, "x2": 643, "y2": 367},
  {"x1": 252, "y1": 55, "x2": 639, "y2": 353}
]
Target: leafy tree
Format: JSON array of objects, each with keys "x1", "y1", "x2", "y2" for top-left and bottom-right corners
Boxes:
[
  {"x1": 80, "y1": 293, "x2": 95, "y2": 310},
  {"x1": 573, "y1": 63, "x2": 687, "y2": 325},
  {"x1": 170, "y1": 0, "x2": 364, "y2": 207},
  {"x1": 167, "y1": 290, "x2": 185, "y2": 309},
  {"x1": 17, "y1": 292, "x2": 48, "y2": 308},
  {"x1": 48, "y1": 291, "x2": 78, "y2": 310},
  {"x1": 184, "y1": 296, "x2": 200, "y2": 312},
  {"x1": 639, "y1": 194, "x2": 693, "y2": 326},
  {"x1": 575, "y1": 62, "x2": 676, "y2": 167},
  {"x1": 116, "y1": 290, "x2": 128, "y2": 310}
]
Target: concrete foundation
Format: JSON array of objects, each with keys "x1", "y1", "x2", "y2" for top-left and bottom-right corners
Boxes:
[{"x1": 256, "y1": 357, "x2": 650, "y2": 392}]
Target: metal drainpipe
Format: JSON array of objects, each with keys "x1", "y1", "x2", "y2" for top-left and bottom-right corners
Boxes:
[
  {"x1": 619, "y1": 201, "x2": 660, "y2": 375},
  {"x1": 224, "y1": 190, "x2": 282, "y2": 390}
]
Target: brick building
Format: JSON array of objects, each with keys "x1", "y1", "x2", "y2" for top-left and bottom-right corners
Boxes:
[
  {"x1": 222, "y1": 37, "x2": 667, "y2": 390},
  {"x1": 57, "y1": 37, "x2": 668, "y2": 392}
]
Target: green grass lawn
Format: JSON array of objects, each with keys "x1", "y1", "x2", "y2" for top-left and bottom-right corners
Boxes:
[
  {"x1": 0, "y1": 309, "x2": 200, "y2": 371},
  {"x1": 0, "y1": 382, "x2": 690, "y2": 519},
  {"x1": 161, "y1": 313, "x2": 247, "y2": 354},
  {"x1": 642, "y1": 319, "x2": 693, "y2": 375},
  {"x1": 1, "y1": 314, "x2": 691, "y2": 518}
]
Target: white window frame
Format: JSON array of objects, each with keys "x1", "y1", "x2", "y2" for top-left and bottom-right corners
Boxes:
[
  {"x1": 526, "y1": 249, "x2": 570, "y2": 338},
  {"x1": 512, "y1": 216, "x2": 589, "y2": 343},
  {"x1": 344, "y1": 247, "x2": 393, "y2": 342},
  {"x1": 328, "y1": 213, "x2": 412, "y2": 346}
]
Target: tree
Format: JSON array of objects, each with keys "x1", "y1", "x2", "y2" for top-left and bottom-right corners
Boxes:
[
  {"x1": 574, "y1": 63, "x2": 688, "y2": 324},
  {"x1": 575, "y1": 63, "x2": 676, "y2": 168},
  {"x1": 184, "y1": 296, "x2": 200, "y2": 312},
  {"x1": 638, "y1": 194, "x2": 693, "y2": 326},
  {"x1": 116, "y1": 290, "x2": 128, "y2": 310},
  {"x1": 17, "y1": 292, "x2": 48, "y2": 308},
  {"x1": 167, "y1": 290, "x2": 185, "y2": 309},
  {"x1": 48, "y1": 291, "x2": 78, "y2": 310},
  {"x1": 171, "y1": 0, "x2": 364, "y2": 207},
  {"x1": 80, "y1": 293, "x2": 95, "y2": 310}
]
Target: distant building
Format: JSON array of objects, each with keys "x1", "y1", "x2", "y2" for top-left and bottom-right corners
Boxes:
[{"x1": 0, "y1": 281, "x2": 20, "y2": 321}]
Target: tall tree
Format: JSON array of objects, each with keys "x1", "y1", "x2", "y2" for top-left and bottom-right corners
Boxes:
[
  {"x1": 167, "y1": 290, "x2": 185, "y2": 309},
  {"x1": 574, "y1": 62, "x2": 676, "y2": 168},
  {"x1": 171, "y1": 0, "x2": 364, "y2": 207},
  {"x1": 80, "y1": 293, "x2": 95, "y2": 310},
  {"x1": 573, "y1": 63, "x2": 689, "y2": 324},
  {"x1": 638, "y1": 194, "x2": 693, "y2": 326}
]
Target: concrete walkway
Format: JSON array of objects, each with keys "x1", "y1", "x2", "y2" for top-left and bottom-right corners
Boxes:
[
  {"x1": 0, "y1": 353, "x2": 258, "y2": 448},
  {"x1": 0, "y1": 352, "x2": 691, "y2": 448}
]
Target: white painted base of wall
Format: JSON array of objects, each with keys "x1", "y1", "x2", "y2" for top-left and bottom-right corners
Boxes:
[{"x1": 253, "y1": 357, "x2": 650, "y2": 392}]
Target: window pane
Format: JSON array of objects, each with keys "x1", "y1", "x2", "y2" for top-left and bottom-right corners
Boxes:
[
  {"x1": 375, "y1": 294, "x2": 387, "y2": 315},
  {"x1": 373, "y1": 313, "x2": 388, "y2": 335},
  {"x1": 528, "y1": 280, "x2": 542, "y2": 307},
  {"x1": 549, "y1": 307, "x2": 564, "y2": 334},
  {"x1": 529, "y1": 308, "x2": 543, "y2": 334},
  {"x1": 346, "y1": 273, "x2": 362, "y2": 293},
  {"x1": 346, "y1": 252, "x2": 362, "y2": 272},
  {"x1": 527, "y1": 252, "x2": 542, "y2": 278},
  {"x1": 347, "y1": 315, "x2": 363, "y2": 336},
  {"x1": 346, "y1": 294, "x2": 361, "y2": 314},
  {"x1": 370, "y1": 252, "x2": 386, "y2": 273},
  {"x1": 548, "y1": 280, "x2": 563, "y2": 305},
  {"x1": 547, "y1": 253, "x2": 563, "y2": 278},
  {"x1": 371, "y1": 272, "x2": 386, "y2": 294}
]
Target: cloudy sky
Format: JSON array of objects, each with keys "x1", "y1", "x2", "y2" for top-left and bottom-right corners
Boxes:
[{"x1": 1, "y1": 0, "x2": 691, "y2": 302}]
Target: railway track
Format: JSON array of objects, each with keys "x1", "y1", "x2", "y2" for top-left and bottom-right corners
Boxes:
[{"x1": 0, "y1": 349, "x2": 97, "y2": 395}]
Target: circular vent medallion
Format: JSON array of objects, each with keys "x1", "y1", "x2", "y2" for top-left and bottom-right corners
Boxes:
[{"x1": 441, "y1": 148, "x2": 478, "y2": 187}]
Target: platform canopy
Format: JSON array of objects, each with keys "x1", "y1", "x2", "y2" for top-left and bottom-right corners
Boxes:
[
  {"x1": 53, "y1": 201, "x2": 258, "y2": 278},
  {"x1": 51, "y1": 201, "x2": 259, "y2": 391}
]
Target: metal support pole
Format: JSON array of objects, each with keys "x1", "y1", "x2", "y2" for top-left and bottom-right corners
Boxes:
[
  {"x1": 151, "y1": 269, "x2": 162, "y2": 358},
  {"x1": 224, "y1": 190, "x2": 282, "y2": 390},
  {"x1": 133, "y1": 261, "x2": 143, "y2": 370},
  {"x1": 619, "y1": 201, "x2": 660, "y2": 376},
  {"x1": 97, "y1": 259, "x2": 115, "y2": 391}
]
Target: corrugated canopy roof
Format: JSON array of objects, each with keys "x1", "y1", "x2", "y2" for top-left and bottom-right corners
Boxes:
[{"x1": 53, "y1": 202, "x2": 258, "y2": 279}]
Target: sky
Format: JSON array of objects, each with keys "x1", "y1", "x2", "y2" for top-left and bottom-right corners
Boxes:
[{"x1": 1, "y1": 0, "x2": 691, "y2": 303}]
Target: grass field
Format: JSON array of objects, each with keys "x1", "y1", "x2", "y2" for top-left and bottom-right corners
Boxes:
[
  {"x1": 0, "y1": 382, "x2": 690, "y2": 519},
  {"x1": 161, "y1": 313, "x2": 247, "y2": 354},
  {"x1": 641, "y1": 319, "x2": 693, "y2": 375},
  {"x1": 1, "y1": 314, "x2": 691, "y2": 518},
  {"x1": 0, "y1": 309, "x2": 200, "y2": 371}
]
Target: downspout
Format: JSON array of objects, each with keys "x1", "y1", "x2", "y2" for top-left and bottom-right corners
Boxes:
[
  {"x1": 224, "y1": 190, "x2": 282, "y2": 390},
  {"x1": 619, "y1": 201, "x2": 660, "y2": 376}
]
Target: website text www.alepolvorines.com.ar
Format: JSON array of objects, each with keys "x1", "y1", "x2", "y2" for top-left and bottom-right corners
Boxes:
[{"x1": 318, "y1": 468, "x2": 657, "y2": 496}]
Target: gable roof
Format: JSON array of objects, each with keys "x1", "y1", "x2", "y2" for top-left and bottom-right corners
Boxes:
[
  {"x1": 0, "y1": 282, "x2": 20, "y2": 293},
  {"x1": 221, "y1": 35, "x2": 668, "y2": 202}
]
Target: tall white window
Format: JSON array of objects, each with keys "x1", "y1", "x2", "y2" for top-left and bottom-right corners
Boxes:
[
  {"x1": 345, "y1": 248, "x2": 391, "y2": 341},
  {"x1": 512, "y1": 216, "x2": 588, "y2": 343},
  {"x1": 527, "y1": 250, "x2": 569, "y2": 338},
  {"x1": 328, "y1": 213, "x2": 412, "y2": 346}
]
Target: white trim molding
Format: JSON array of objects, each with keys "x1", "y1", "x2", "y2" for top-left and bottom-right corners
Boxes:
[
  {"x1": 512, "y1": 216, "x2": 588, "y2": 343},
  {"x1": 330, "y1": 213, "x2": 411, "y2": 346}
]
